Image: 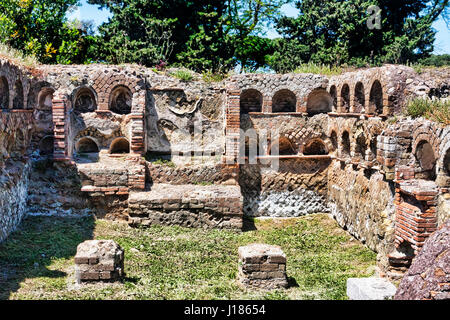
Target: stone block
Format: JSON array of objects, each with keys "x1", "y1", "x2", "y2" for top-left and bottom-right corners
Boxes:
[
  {"x1": 346, "y1": 278, "x2": 396, "y2": 300},
  {"x1": 74, "y1": 240, "x2": 125, "y2": 284},
  {"x1": 238, "y1": 243, "x2": 288, "y2": 290}
]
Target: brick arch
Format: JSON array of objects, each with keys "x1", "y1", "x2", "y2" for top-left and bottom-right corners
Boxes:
[
  {"x1": 75, "y1": 136, "x2": 100, "y2": 153},
  {"x1": 240, "y1": 88, "x2": 263, "y2": 114},
  {"x1": 12, "y1": 79, "x2": 24, "y2": 109},
  {"x1": 93, "y1": 74, "x2": 139, "y2": 112},
  {"x1": 108, "y1": 84, "x2": 133, "y2": 115},
  {"x1": 439, "y1": 140, "x2": 450, "y2": 177},
  {"x1": 267, "y1": 135, "x2": 297, "y2": 155},
  {"x1": 354, "y1": 132, "x2": 367, "y2": 160},
  {"x1": 340, "y1": 130, "x2": 351, "y2": 157},
  {"x1": 72, "y1": 86, "x2": 98, "y2": 113},
  {"x1": 302, "y1": 138, "x2": 329, "y2": 155},
  {"x1": 340, "y1": 83, "x2": 350, "y2": 113},
  {"x1": 272, "y1": 89, "x2": 297, "y2": 113},
  {"x1": 0, "y1": 75, "x2": 9, "y2": 109},
  {"x1": 412, "y1": 125, "x2": 440, "y2": 158},
  {"x1": 306, "y1": 88, "x2": 333, "y2": 115},
  {"x1": 368, "y1": 79, "x2": 386, "y2": 115},
  {"x1": 109, "y1": 137, "x2": 130, "y2": 154},
  {"x1": 353, "y1": 82, "x2": 365, "y2": 113},
  {"x1": 39, "y1": 135, "x2": 54, "y2": 156},
  {"x1": 329, "y1": 85, "x2": 338, "y2": 112},
  {"x1": 37, "y1": 87, "x2": 56, "y2": 111}
]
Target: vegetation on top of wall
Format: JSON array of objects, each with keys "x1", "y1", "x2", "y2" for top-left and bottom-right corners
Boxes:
[
  {"x1": 169, "y1": 69, "x2": 194, "y2": 82},
  {"x1": 293, "y1": 63, "x2": 345, "y2": 76},
  {"x1": 0, "y1": 43, "x2": 39, "y2": 70},
  {"x1": 405, "y1": 97, "x2": 450, "y2": 125}
]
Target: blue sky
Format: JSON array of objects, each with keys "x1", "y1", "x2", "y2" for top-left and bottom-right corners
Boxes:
[{"x1": 70, "y1": 1, "x2": 450, "y2": 54}]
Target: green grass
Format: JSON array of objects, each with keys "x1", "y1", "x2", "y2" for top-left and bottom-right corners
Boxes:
[
  {"x1": 405, "y1": 97, "x2": 450, "y2": 125},
  {"x1": 293, "y1": 63, "x2": 344, "y2": 76},
  {"x1": 0, "y1": 214, "x2": 376, "y2": 300},
  {"x1": 170, "y1": 69, "x2": 194, "y2": 82},
  {"x1": 202, "y1": 71, "x2": 228, "y2": 83}
]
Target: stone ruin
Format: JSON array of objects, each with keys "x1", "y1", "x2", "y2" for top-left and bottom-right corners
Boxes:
[
  {"x1": 74, "y1": 240, "x2": 125, "y2": 283},
  {"x1": 0, "y1": 56, "x2": 449, "y2": 287},
  {"x1": 238, "y1": 244, "x2": 288, "y2": 290}
]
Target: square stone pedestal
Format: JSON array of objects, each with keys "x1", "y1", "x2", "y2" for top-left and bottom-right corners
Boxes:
[
  {"x1": 74, "y1": 240, "x2": 125, "y2": 283},
  {"x1": 238, "y1": 243, "x2": 288, "y2": 290}
]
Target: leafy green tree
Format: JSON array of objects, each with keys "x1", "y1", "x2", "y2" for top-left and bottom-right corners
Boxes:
[
  {"x1": 89, "y1": 0, "x2": 286, "y2": 72},
  {"x1": 0, "y1": 0, "x2": 94, "y2": 64},
  {"x1": 270, "y1": 0, "x2": 450, "y2": 72}
]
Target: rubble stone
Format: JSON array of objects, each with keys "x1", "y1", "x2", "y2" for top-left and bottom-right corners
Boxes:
[
  {"x1": 74, "y1": 240, "x2": 125, "y2": 283},
  {"x1": 238, "y1": 244, "x2": 288, "y2": 289}
]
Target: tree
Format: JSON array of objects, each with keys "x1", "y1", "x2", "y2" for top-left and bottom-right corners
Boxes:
[
  {"x1": 89, "y1": 0, "x2": 286, "y2": 72},
  {"x1": 270, "y1": 0, "x2": 450, "y2": 72},
  {"x1": 0, "y1": 0, "x2": 94, "y2": 64}
]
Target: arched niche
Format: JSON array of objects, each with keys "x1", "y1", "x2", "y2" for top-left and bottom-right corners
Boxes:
[
  {"x1": 415, "y1": 140, "x2": 436, "y2": 181},
  {"x1": 306, "y1": 89, "x2": 332, "y2": 115},
  {"x1": 303, "y1": 139, "x2": 328, "y2": 155},
  {"x1": 76, "y1": 137, "x2": 100, "y2": 154},
  {"x1": 443, "y1": 148, "x2": 450, "y2": 177},
  {"x1": 330, "y1": 131, "x2": 338, "y2": 153},
  {"x1": 330, "y1": 85, "x2": 337, "y2": 111},
  {"x1": 269, "y1": 136, "x2": 296, "y2": 155},
  {"x1": 109, "y1": 85, "x2": 132, "y2": 115},
  {"x1": 38, "y1": 87, "x2": 55, "y2": 111},
  {"x1": 74, "y1": 87, "x2": 97, "y2": 113},
  {"x1": 341, "y1": 84, "x2": 350, "y2": 112},
  {"x1": 109, "y1": 137, "x2": 130, "y2": 154},
  {"x1": 0, "y1": 76, "x2": 9, "y2": 109},
  {"x1": 355, "y1": 134, "x2": 367, "y2": 160},
  {"x1": 272, "y1": 89, "x2": 296, "y2": 113},
  {"x1": 13, "y1": 80, "x2": 24, "y2": 109},
  {"x1": 39, "y1": 136, "x2": 54, "y2": 156},
  {"x1": 240, "y1": 89, "x2": 262, "y2": 114},
  {"x1": 354, "y1": 82, "x2": 365, "y2": 113},
  {"x1": 370, "y1": 80, "x2": 383, "y2": 115},
  {"x1": 341, "y1": 131, "x2": 351, "y2": 157}
]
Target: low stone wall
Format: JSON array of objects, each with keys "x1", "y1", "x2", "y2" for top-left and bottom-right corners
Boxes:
[
  {"x1": 147, "y1": 162, "x2": 239, "y2": 185},
  {"x1": 327, "y1": 161, "x2": 396, "y2": 270},
  {"x1": 240, "y1": 159, "x2": 329, "y2": 217},
  {"x1": 128, "y1": 184, "x2": 242, "y2": 230},
  {"x1": 78, "y1": 156, "x2": 146, "y2": 196},
  {"x1": 0, "y1": 161, "x2": 31, "y2": 242}
]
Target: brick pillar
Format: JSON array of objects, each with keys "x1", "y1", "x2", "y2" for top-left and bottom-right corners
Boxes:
[
  {"x1": 262, "y1": 95, "x2": 272, "y2": 113},
  {"x1": 130, "y1": 114, "x2": 145, "y2": 155},
  {"x1": 224, "y1": 89, "x2": 240, "y2": 163},
  {"x1": 52, "y1": 95, "x2": 68, "y2": 161}
]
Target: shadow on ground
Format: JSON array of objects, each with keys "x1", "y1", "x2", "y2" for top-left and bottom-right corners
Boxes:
[{"x1": 0, "y1": 215, "x2": 95, "y2": 300}]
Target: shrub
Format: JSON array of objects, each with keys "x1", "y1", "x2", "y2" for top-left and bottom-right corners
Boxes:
[
  {"x1": 170, "y1": 69, "x2": 194, "y2": 81},
  {"x1": 405, "y1": 97, "x2": 450, "y2": 125}
]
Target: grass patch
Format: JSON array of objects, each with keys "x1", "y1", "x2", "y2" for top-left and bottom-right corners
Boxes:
[
  {"x1": 0, "y1": 43, "x2": 39, "y2": 70},
  {"x1": 0, "y1": 214, "x2": 376, "y2": 300},
  {"x1": 293, "y1": 63, "x2": 344, "y2": 76},
  {"x1": 202, "y1": 71, "x2": 228, "y2": 83},
  {"x1": 170, "y1": 69, "x2": 194, "y2": 82},
  {"x1": 405, "y1": 97, "x2": 450, "y2": 125}
]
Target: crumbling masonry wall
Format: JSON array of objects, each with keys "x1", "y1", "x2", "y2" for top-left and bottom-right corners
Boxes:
[
  {"x1": 0, "y1": 59, "x2": 36, "y2": 242},
  {"x1": 0, "y1": 57, "x2": 449, "y2": 283}
]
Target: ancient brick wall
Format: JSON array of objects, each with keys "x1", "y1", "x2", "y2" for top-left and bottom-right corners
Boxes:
[
  {"x1": 0, "y1": 59, "x2": 37, "y2": 242},
  {"x1": 147, "y1": 162, "x2": 239, "y2": 185}
]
